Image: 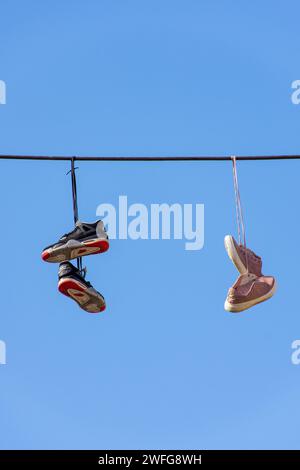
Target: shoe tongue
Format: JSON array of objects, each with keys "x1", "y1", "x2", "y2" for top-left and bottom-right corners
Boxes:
[
  {"x1": 60, "y1": 261, "x2": 72, "y2": 269},
  {"x1": 60, "y1": 223, "x2": 80, "y2": 241},
  {"x1": 247, "y1": 248, "x2": 258, "y2": 259},
  {"x1": 59, "y1": 261, "x2": 77, "y2": 274},
  {"x1": 76, "y1": 220, "x2": 92, "y2": 231},
  {"x1": 240, "y1": 244, "x2": 260, "y2": 260}
]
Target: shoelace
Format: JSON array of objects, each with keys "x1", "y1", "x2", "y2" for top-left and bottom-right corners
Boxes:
[
  {"x1": 231, "y1": 156, "x2": 249, "y2": 273},
  {"x1": 67, "y1": 158, "x2": 87, "y2": 275},
  {"x1": 80, "y1": 266, "x2": 87, "y2": 279}
]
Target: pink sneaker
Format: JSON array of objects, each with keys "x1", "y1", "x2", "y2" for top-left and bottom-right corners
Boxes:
[
  {"x1": 224, "y1": 273, "x2": 276, "y2": 313},
  {"x1": 224, "y1": 235, "x2": 262, "y2": 277}
]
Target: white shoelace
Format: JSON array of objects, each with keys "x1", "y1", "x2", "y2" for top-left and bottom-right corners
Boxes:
[{"x1": 231, "y1": 156, "x2": 249, "y2": 273}]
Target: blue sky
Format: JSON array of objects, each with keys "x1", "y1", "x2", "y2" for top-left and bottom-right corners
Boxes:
[{"x1": 1, "y1": 0, "x2": 300, "y2": 450}]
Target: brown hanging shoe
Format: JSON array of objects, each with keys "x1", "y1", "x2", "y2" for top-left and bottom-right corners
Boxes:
[
  {"x1": 224, "y1": 273, "x2": 276, "y2": 313},
  {"x1": 224, "y1": 234, "x2": 262, "y2": 277}
]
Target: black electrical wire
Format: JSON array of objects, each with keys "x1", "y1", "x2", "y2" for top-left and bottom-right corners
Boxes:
[{"x1": 0, "y1": 154, "x2": 300, "y2": 162}]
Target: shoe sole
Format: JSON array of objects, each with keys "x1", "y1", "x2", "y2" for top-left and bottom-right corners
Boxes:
[
  {"x1": 58, "y1": 278, "x2": 106, "y2": 313},
  {"x1": 224, "y1": 280, "x2": 277, "y2": 313},
  {"x1": 42, "y1": 238, "x2": 109, "y2": 263},
  {"x1": 224, "y1": 235, "x2": 247, "y2": 274}
]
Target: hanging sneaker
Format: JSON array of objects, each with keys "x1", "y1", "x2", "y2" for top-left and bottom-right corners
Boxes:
[
  {"x1": 224, "y1": 273, "x2": 276, "y2": 313},
  {"x1": 41, "y1": 220, "x2": 109, "y2": 263},
  {"x1": 224, "y1": 234, "x2": 262, "y2": 277},
  {"x1": 58, "y1": 262, "x2": 106, "y2": 313}
]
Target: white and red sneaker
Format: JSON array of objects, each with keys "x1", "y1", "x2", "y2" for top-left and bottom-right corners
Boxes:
[
  {"x1": 58, "y1": 262, "x2": 106, "y2": 314},
  {"x1": 42, "y1": 220, "x2": 109, "y2": 263}
]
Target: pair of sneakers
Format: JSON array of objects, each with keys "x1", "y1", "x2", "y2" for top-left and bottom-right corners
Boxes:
[
  {"x1": 41, "y1": 220, "x2": 109, "y2": 313},
  {"x1": 224, "y1": 235, "x2": 276, "y2": 312}
]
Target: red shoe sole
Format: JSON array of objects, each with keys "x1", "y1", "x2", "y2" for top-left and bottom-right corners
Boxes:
[
  {"x1": 78, "y1": 238, "x2": 109, "y2": 256},
  {"x1": 84, "y1": 239, "x2": 109, "y2": 251},
  {"x1": 58, "y1": 278, "x2": 106, "y2": 313},
  {"x1": 41, "y1": 250, "x2": 50, "y2": 261},
  {"x1": 41, "y1": 238, "x2": 109, "y2": 262}
]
